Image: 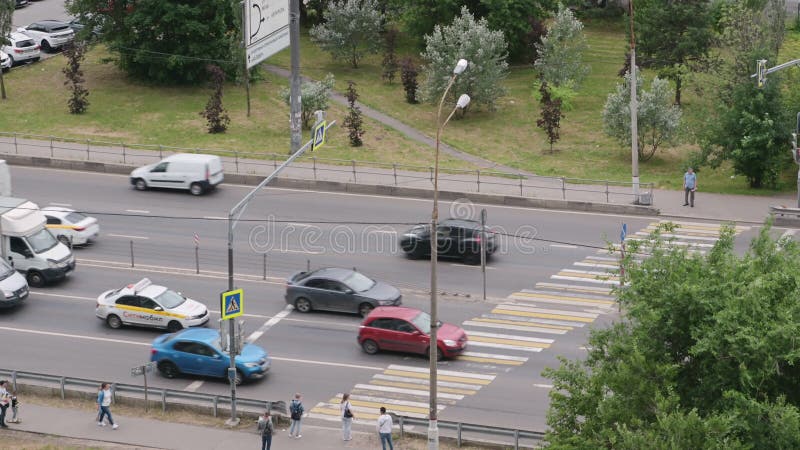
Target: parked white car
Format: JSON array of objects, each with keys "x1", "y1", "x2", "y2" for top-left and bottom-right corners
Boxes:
[
  {"x1": 130, "y1": 154, "x2": 224, "y2": 196},
  {"x1": 17, "y1": 20, "x2": 75, "y2": 53},
  {"x1": 0, "y1": 51, "x2": 10, "y2": 72},
  {"x1": 42, "y1": 207, "x2": 100, "y2": 246},
  {"x1": 1, "y1": 32, "x2": 40, "y2": 66}
]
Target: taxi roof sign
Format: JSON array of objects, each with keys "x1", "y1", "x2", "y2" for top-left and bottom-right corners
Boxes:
[{"x1": 220, "y1": 288, "x2": 244, "y2": 320}]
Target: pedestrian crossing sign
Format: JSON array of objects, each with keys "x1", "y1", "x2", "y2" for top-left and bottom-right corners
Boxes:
[{"x1": 220, "y1": 288, "x2": 244, "y2": 320}]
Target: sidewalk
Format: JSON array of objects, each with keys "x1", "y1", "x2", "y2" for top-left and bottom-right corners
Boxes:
[{"x1": 8, "y1": 403, "x2": 380, "y2": 450}]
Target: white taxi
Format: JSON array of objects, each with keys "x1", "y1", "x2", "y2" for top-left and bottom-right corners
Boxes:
[
  {"x1": 96, "y1": 278, "x2": 209, "y2": 332},
  {"x1": 43, "y1": 207, "x2": 100, "y2": 246}
]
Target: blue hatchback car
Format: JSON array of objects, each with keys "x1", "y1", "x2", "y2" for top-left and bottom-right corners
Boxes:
[{"x1": 150, "y1": 328, "x2": 270, "y2": 385}]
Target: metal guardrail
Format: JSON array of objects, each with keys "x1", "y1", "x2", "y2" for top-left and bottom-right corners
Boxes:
[
  {"x1": 1, "y1": 367, "x2": 546, "y2": 449},
  {"x1": 0, "y1": 131, "x2": 654, "y2": 205},
  {"x1": 0, "y1": 368, "x2": 287, "y2": 418}
]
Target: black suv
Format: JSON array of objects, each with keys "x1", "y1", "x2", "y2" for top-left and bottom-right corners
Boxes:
[{"x1": 399, "y1": 218, "x2": 497, "y2": 264}]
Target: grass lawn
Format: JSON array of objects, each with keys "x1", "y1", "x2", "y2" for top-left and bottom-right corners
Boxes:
[{"x1": 0, "y1": 18, "x2": 797, "y2": 195}]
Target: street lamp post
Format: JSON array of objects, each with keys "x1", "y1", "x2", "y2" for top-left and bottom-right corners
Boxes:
[
  {"x1": 429, "y1": 58, "x2": 470, "y2": 450},
  {"x1": 629, "y1": 0, "x2": 640, "y2": 204}
]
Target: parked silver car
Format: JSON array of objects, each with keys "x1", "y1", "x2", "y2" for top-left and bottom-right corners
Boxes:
[
  {"x1": 285, "y1": 267, "x2": 402, "y2": 317},
  {"x1": 1, "y1": 32, "x2": 40, "y2": 66},
  {"x1": 18, "y1": 20, "x2": 75, "y2": 52}
]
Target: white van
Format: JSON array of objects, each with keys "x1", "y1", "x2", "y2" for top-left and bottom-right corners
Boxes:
[
  {"x1": 0, "y1": 198, "x2": 75, "y2": 287},
  {"x1": 0, "y1": 258, "x2": 28, "y2": 308},
  {"x1": 130, "y1": 154, "x2": 224, "y2": 196}
]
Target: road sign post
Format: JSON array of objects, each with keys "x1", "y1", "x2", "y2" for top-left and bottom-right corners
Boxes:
[{"x1": 131, "y1": 362, "x2": 156, "y2": 412}]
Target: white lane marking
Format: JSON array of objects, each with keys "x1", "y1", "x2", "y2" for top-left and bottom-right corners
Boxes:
[
  {"x1": 353, "y1": 383, "x2": 464, "y2": 400},
  {"x1": 286, "y1": 222, "x2": 314, "y2": 228},
  {"x1": 247, "y1": 305, "x2": 293, "y2": 343},
  {"x1": 30, "y1": 291, "x2": 95, "y2": 301},
  {"x1": 270, "y1": 356, "x2": 383, "y2": 371},
  {"x1": 466, "y1": 330, "x2": 554, "y2": 344},
  {"x1": 551, "y1": 275, "x2": 619, "y2": 285},
  {"x1": 0, "y1": 326, "x2": 150, "y2": 346},
  {"x1": 184, "y1": 380, "x2": 204, "y2": 392},
  {"x1": 497, "y1": 304, "x2": 599, "y2": 319},
  {"x1": 462, "y1": 320, "x2": 568, "y2": 335},
  {"x1": 550, "y1": 244, "x2": 577, "y2": 249},
  {"x1": 534, "y1": 282, "x2": 613, "y2": 295},
  {"x1": 388, "y1": 364, "x2": 495, "y2": 381},
  {"x1": 585, "y1": 256, "x2": 620, "y2": 262},
  {"x1": 77, "y1": 261, "x2": 286, "y2": 286},
  {"x1": 107, "y1": 234, "x2": 149, "y2": 240},
  {"x1": 372, "y1": 374, "x2": 486, "y2": 391},
  {"x1": 559, "y1": 269, "x2": 616, "y2": 276},
  {"x1": 573, "y1": 262, "x2": 617, "y2": 269},
  {"x1": 533, "y1": 383, "x2": 553, "y2": 389},
  {"x1": 272, "y1": 248, "x2": 324, "y2": 254},
  {"x1": 635, "y1": 231, "x2": 720, "y2": 242},
  {"x1": 460, "y1": 351, "x2": 528, "y2": 362},
  {"x1": 485, "y1": 313, "x2": 585, "y2": 328},
  {"x1": 468, "y1": 342, "x2": 543, "y2": 352},
  {"x1": 782, "y1": 229, "x2": 798, "y2": 239},
  {"x1": 367, "y1": 230, "x2": 397, "y2": 235},
  {"x1": 49, "y1": 202, "x2": 72, "y2": 207},
  {"x1": 203, "y1": 216, "x2": 227, "y2": 220},
  {"x1": 343, "y1": 393, "x2": 444, "y2": 410},
  {"x1": 125, "y1": 209, "x2": 150, "y2": 214},
  {"x1": 451, "y1": 264, "x2": 496, "y2": 270}
]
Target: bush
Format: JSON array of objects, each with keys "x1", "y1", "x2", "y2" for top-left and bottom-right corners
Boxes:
[
  {"x1": 400, "y1": 57, "x2": 419, "y2": 104},
  {"x1": 199, "y1": 65, "x2": 230, "y2": 134}
]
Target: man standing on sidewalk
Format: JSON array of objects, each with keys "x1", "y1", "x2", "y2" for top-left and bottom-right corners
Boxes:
[
  {"x1": 257, "y1": 410, "x2": 274, "y2": 450},
  {"x1": 683, "y1": 167, "x2": 697, "y2": 207},
  {"x1": 0, "y1": 380, "x2": 9, "y2": 428},
  {"x1": 376, "y1": 407, "x2": 394, "y2": 450}
]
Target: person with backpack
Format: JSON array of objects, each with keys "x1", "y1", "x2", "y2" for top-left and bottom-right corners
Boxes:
[
  {"x1": 288, "y1": 392, "x2": 304, "y2": 438},
  {"x1": 257, "y1": 409, "x2": 274, "y2": 450}
]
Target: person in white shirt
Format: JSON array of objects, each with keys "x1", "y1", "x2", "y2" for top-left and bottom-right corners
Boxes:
[
  {"x1": 96, "y1": 383, "x2": 118, "y2": 429},
  {"x1": 377, "y1": 407, "x2": 394, "y2": 450},
  {"x1": 340, "y1": 393, "x2": 354, "y2": 441}
]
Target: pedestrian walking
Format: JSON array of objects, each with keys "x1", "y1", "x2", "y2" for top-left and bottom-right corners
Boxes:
[
  {"x1": 683, "y1": 167, "x2": 697, "y2": 207},
  {"x1": 0, "y1": 380, "x2": 10, "y2": 428},
  {"x1": 96, "y1": 383, "x2": 118, "y2": 429},
  {"x1": 377, "y1": 407, "x2": 394, "y2": 450},
  {"x1": 257, "y1": 410, "x2": 274, "y2": 450},
  {"x1": 289, "y1": 392, "x2": 304, "y2": 438},
  {"x1": 8, "y1": 389, "x2": 20, "y2": 423},
  {"x1": 340, "y1": 393, "x2": 354, "y2": 441}
]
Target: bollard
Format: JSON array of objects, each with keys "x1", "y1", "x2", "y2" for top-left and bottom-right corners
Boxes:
[
  {"x1": 429, "y1": 166, "x2": 434, "y2": 184},
  {"x1": 519, "y1": 175, "x2": 523, "y2": 196},
  {"x1": 111, "y1": 383, "x2": 117, "y2": 403},
  {"x1": 312, "y1": 156, "x2": 317, "y2": 180},
  {"x1": 60, "y1": 377, "x2": 66, "y2": 400},
  {"x1": 561, "y1": 177, "x2": 566, "y2": 200},
  {"x1": 161, "y1": 390, "x2": 167, "y2": 413},
  {"x1": 398, "y1": 416, "x2": 404, "y2": 439},
  {"x1": 50, "y1": 136, "x2": 54, "y2": 157},
  {"x1": 476, "y1": 169, "x2": 481, "y2": 192},
  {"x1": 351, "y1": 160, "x2": 357, "y2": 183},
  {"x1": 159, "y1": 145, "x2": 163, "y2": 159},
  {"x1": 195, "y1": 245, "x2": 199, "y2": 274},
  {"x1": 86, "y1": 139, "x2": 91, "y2": 160},
  {"x1": 457, "y1": 422, "x2": 463, "y2": 447},
  {"x1": 306, "y1": 259, "x2": 310, "y2": 272},
  {"x1": 514, "y1": 429, "x2": 520, "y2": 450},
  {"x1": 605, "y1": 181, "x2": 610, "y2": 203},
  {"x1": 213, "y1": 396, "x2": 219, "y2": 417},
  {"x1": 393, "y1": 163, "x2": 398, "y2": 186},
  {"x1": 235, "y1": 151, "x2": 239, "y2": 173},
  {"x1": 121, "y1": 143, "x2": 126, "y2": 164},
  {"x1": 130, "y1": 240, "x2": 135, "y2": 267},
  {"x1": 11, "y1": 371, "x2": 16, "y2": 392},
  {"x1": 13, "y1": 132, "x2": 17, "y2": 154},
  {"x1": 263, "y1": 253, "x2": 267, "y2": 280}
]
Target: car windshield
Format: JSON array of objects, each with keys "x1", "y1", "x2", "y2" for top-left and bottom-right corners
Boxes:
[
  {"x1": 342, "y1": 271, "x2": 375, "y2": 292},
  {"x1": 26, "y1": 228, "x2": 58, "y2": 253},
  {"x1": 155, "y1": 289, "x2": 186, "y2": 309},
  {"x1": 65, "y1": 212, "x2": 87, "y2": 223},
  {"x1": 0, "y1": 259, "x2": 14, "y2": 280},
  {"x1": 411, "y1": 311, "x2": 432, "y2": 334}
]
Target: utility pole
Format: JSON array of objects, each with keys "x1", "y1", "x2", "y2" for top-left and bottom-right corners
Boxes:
[
  {"x1": 629, "y1": 0, "x2": 640, "y2": 204},
  {"x1": 289, "y1": 0, "x2": 302, "y2": 153}
]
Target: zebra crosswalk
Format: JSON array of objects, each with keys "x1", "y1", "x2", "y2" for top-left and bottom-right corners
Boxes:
[{"x1": 308, "y1": 220, "x2": 751, "y2": 423}]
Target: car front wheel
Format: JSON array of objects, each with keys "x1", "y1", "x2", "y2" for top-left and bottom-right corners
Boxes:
[
  {"x1": 361, "y1": 339, "x2": 379, "y2": 355},
  {"x1": 294, "y1": 297, "x2": 312, "y2": 313},
  {"x1": 358, "y1": 302, "x2": 374, "y2": 318},
  {"x1": 26, "y1": 271, "x2": 45, "y2": 287},
  {"x1": 158, "y1": 361, "x2": 180, "y2": 379},
  {"x1": 167, "y1": 320, "x2": 183, "y2": 333},
  {"x1": 134, "y1": 178, "x2": 147, "y2": 191}
]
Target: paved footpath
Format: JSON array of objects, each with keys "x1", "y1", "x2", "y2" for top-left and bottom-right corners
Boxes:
[{"x1": 8, "y1": 403, "x2": 383, "y2": 450}]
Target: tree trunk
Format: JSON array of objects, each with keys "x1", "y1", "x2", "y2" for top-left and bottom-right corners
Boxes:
[
  {"x1": 674, "y1": 76, "x2": 682, "y2": 106},
  {"x1": 0, "y1": 69, "x2": 5, "y2": 100}
]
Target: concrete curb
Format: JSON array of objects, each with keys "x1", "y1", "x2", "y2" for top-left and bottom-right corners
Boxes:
[{"x1": 4, "y1": 155, "x2": 659, "y2": 216}]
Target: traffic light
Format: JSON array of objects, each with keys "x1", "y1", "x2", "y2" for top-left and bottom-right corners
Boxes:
[{"x1": 757, "y1": 60, "x2": 767, "y2": 88}]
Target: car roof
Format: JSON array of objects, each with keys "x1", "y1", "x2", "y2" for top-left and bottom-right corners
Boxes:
[
  {"x1": 440, "y1": 218, "x2": 481, "y2": 229},
  {"x1": 41, "y1": 206, "x2": 75, "y2": 216},
  {"x1": 169, "y1": 328, "x2": 219, "y2": 343},
  {"x1": 33, "y1": 20, "x2": 69, "y2": 26},
  {"x1": 163, "y1": 153, "x2": 220, "y2": 163},
  {"x1": 112, "y1": 278, "x2": 166, "y2": 300},
  {"x1": 367, "y1": 306, "x2": 421, "y2": 321},
  {"x1": 8, "y1": 32, "x2": 32, "y2": 41},
  {"x1": 304, "y1": 267, "x2": 356, "y2": 282}
]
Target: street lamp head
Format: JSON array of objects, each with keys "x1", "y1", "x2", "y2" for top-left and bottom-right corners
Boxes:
[
  {"x1": 453, "y1": 59, "x2": 468, "y2": 75},
  {"x1": 456, "y1": 94, "x2": 471, "y2": 109}
]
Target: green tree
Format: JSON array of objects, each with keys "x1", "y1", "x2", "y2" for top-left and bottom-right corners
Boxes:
[
  {"x1": 310, "y1": 0, "x2": 383, "y2": 68},
  {"x1": 420, "y1": 6, "x2": 508, "y2": 112},
  {"x1": 343, "y1": 81, "x2": 365, "y2": 146},
  {"x1": 634, "y1": 0, "x2": 713, "y2": 105},
  {"x1": 393, "y1": 0, "x2": 555, "y2": 62},
  {"x1": 545, "y1": 222, "x2": 800, "y2": 448},
  {"x1": 67, "y1": 0, "x2": 237, "y2": 84},
  {"x1": 700, "y1": 76, "x2": 789, "y2": 188},
  {"x1": 602, "y1": 73, "x2": 682, "y2": 162},
  {"x1": 281, "y1": 74, "x2": 336, "y2": 129},
  {"x1": 534, "y1": 3, "x2": 588, "y2": 88},
  {"x1": 381, "y1": 27, "x2": 399, "y2": 84},
  {"x1": 0, "y1": 0, "x2": 13, "y2": 100}
]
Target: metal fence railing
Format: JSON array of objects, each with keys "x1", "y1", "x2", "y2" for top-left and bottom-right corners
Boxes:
[
  {"x1": 2, "y1": 368, "x2": 546, "y2": 449},
  {"x1": 0, "y1": 131, "x2": 654, "y2": 205}
]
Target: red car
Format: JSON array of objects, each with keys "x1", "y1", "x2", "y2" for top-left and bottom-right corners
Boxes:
[{"x1": 358, "y1": 306, "x2": 467, "y2": 360}]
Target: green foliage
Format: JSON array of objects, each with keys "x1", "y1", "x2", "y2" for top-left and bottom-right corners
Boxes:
[
  {"x1": 532, "y1": 81, "x2": 577, "y2": 111},
  {"x1": 602, "y1": 73, "x2": 682, "y2": 162},
  {"x1": 536, "y1": 81, "x2": 564, "y2": 153},
  {"x1": 420, "y1": 6, "x2": 508, "y2": 112},
  {"x1": 67, "y1": 0, "x2": 238, "y2": 84},
  {"x1": 62, "y1": 42, "x2": 90, "y2": 114},
  {"x1": 381, "y1": 27, "x2": 399, "y2": 84},
  {"x1": 343, "y1": 81, "x2": 365, "y2": 146},
  {"x1": 399, "y1": 57, "x2": 419, "y2": 104},
  {"x1": 281, "y1": 74, "x2": 336, "y2": 129},
  {"x1": 393, "y1": 0, "x2": 555, "y2": 62},
  {"x1": 534, "y1": 3, "x2": 589, "y2": 88},
  {"x1": 199, "y1": 65, "x2": 229, "y2": 134},
  {"x1": 545, "y1": 222, "x2": 800, "y2": 448},
  {"x1": 310, "y1": 0, "x2": 384, "y2": 68},
  {"x1": 700, "y1": 77, "x2": 789, "y2": 188},
  {"x1": 634, "y1": 0, "x2": 714, "y2": 105}
]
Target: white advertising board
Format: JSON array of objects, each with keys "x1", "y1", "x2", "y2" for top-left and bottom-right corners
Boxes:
[{"x1": 244, "y1": 0, "x2": 290, "y2": 69}]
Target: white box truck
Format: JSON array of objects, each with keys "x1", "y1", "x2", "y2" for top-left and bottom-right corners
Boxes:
[{"x1": 0, "y1": 197, "x2": 75, "y2": 287}]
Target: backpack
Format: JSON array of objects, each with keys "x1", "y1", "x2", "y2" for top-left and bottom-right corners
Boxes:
[
  {"x1": 290, "y1": 401, "x2": 303, "y2": 420},
  {"x1": 259, "y1": 417, "x2": 273, "y2": 436}
]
